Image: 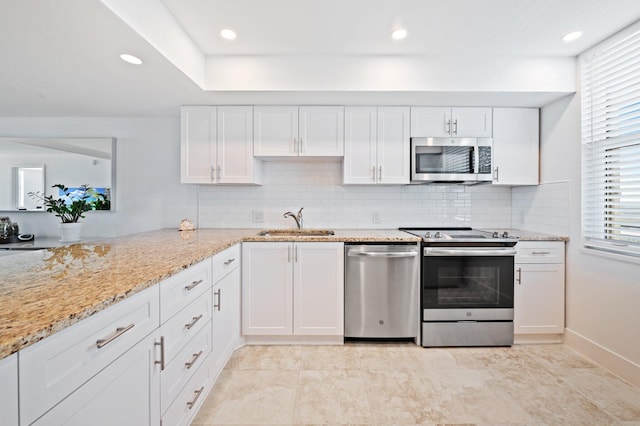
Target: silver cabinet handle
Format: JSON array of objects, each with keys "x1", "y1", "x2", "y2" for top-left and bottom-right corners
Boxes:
[
  {"x1": 223, "y1": 258, "x2": 235, "y2": 266},
  {"x1": 185, "y1": 314, "x2": 203, "y2": 330},
  {"x1": 214, "y1": 289, "x2": 221, "y2": 311},
  {"x1": 532, "y1": 251, "x2": 551, "y2": 255},
  {"x1": 348, "y1": 251, "x2": 418, "y2": 258},
  {"x1": 185, "y1": 350, "x2": 204, "y2": 369},
  {"x1": 372, "y1": 166, "x2": 376, "y2": 182},
  {"x1": 185, "y1": 279, "x2": 204, "y2": 291},
  {"x1": 445, "y1": 119, "x2": 451, "y2": 134},
  {"x1": 154, "y1": 336, "x2": 165, "y2": 370},
  {"x1": 516, "y1": 267, "x2": 522, "y2": 285},
  {"x1": 378, "y1": 166, "x2": 382, "y2": 182},
  {"x1": 453, "y1": 119, "x2": 458, "y2": 135},
  {"x1": 210, "y1": 165, "x2": 215, "y2": 182},
  {"x1": 96, "y1": 323, "x2": 135, "y2": 348},
  {"x1": 186, "y1": 386, "x2": 205, "y2": 409},
  {"x1": 493, "y1": 167, "x2": 499, "y2": 181}
]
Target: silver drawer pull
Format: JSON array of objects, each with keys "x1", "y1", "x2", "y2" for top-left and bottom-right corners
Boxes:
[
  {"x1": 223, "y1": 258, "x2": 236, "y2": 266},
  {"x1": 154, "y1": 336, "x2": 165, "y2": 370},
  {"x1": 185, "y1": 350, "x2": 204, "y2": 369},
  {"x1": 185, "y1": 279, "x2": 204, "y2": 291},
  {"x1": 185, "y1": 314, "x2": 203, "y2": 330},
  {"x1": 214, "y1": 289, "x2": 221, "y2": 311},
  {"x1": 531, "y1": 251, "x2": 551, "y2": 255},
  {"x1": 186, "y1": 386, "x2": 205, "y2": 409},
  {"x1": 96, "y1": 323, "x2": 135, "y2": 349}
]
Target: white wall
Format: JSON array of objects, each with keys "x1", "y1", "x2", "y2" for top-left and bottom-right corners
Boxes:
[
  {"x1": 198, "y1": 161, "x2": 512, "y2": 230},
  {"x1": 539, "y1": 92, "x2": 640, "y2": 386},
  {"x1": 0, "y1": 117, "x2": 197, "y2": 238}
]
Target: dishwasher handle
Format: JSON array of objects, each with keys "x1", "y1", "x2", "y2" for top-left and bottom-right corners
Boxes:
[{"x1": 348, "y1": 251, "x2": 418, "y2": 258}]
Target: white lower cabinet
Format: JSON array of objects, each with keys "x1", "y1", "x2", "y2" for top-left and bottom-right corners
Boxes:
[
  {"x1": 242, "y1": 242, "x2": 344, "y2": 336},
  {"x1": 514, "y1": 241, "x2": 566, "y2": 336},
  {"x1": 211, "y1": 267, "x2": 241, "y2": 375},
  {"x1": 0, "y1": 353, "x2": 18, "y2": 426},
  {"x1": 31, "y1": 331, "x2": 161, "y2": 426}
]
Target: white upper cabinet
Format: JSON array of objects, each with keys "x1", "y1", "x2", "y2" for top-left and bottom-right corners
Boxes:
[
  {"x1": 492, "y1": 108, "x2": 539, "y2": 186},
  {"x1": 411, "y1": 107, "x2": 492, "y2": 137},
  {"x1": 181, "y1": 106, "x2": 261, "y2": 185},
  {"x1": 254, "y1": 106, "x2": 344, "y2": 157},
  {"x1": 344, "y1": 106, "x2": 410, "y2": 185}
]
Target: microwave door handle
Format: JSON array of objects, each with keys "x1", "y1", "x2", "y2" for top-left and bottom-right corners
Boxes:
[{"x1": 473, "y1": 143, "x2": 480, "y2": 174}]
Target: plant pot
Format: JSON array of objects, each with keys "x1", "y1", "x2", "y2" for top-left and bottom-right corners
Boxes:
[{"x1": 59, "y1": 222, "x2": 82, "y2": 242}]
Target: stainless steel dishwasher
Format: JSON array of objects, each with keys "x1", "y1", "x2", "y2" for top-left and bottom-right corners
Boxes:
[{"x1": 344, "y1": 243, "x2": 420, "y2": 339}]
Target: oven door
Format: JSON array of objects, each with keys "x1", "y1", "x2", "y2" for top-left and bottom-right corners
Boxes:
[{"x1": 422, "y1": 247, "x2": 515, "y2": 317}]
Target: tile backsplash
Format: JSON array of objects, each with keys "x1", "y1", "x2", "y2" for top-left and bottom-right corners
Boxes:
[
  {"x1": 198, "y1": 161, "x2": 513, "y2": 229},
  {"x1": 511, "y1": 181, "x2": 570, "y2": 236}
]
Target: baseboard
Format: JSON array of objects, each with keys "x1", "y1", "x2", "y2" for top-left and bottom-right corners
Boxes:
[
  {"x1": 564, "y1": 328, "x2": 640, "y2": 387},
  {"x1": 243, "y1": 335, "x2": 344, "y2": 345},
  {"x1": 514, "y1": 334, "x2": 563, "y2": 344}
]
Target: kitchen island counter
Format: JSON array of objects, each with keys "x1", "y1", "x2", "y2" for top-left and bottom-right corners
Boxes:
[{"x1": 0, "y1": 228, "x2": 419, "y2": 359}]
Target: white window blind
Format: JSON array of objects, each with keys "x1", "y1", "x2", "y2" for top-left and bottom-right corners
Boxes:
[{"x1": 581, "y1": 27, "x2": 640, "y2": 258}]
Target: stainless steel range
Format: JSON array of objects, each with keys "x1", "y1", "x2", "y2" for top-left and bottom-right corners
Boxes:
[{"x1": 400, "y1": 227, "x2": 518, "y2": 347}]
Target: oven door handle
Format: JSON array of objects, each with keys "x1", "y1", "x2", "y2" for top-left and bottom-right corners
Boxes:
[
  {"x1": 423, "y1": 248, "x2": 516, "y2": 256},
  {"x1": 348, "y1": 251, "x2": 418, "y2": 258}
]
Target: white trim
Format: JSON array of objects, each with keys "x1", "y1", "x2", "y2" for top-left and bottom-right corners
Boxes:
[
  {"x1": 243, "y1": 335, "x2": 344, "y2": 345},
  {"x1": 564, "y1": 328, "x2": 640, "y2": 388},
  {"x1": 514, "y1": 334, "x2": 563, "y2": 344}
]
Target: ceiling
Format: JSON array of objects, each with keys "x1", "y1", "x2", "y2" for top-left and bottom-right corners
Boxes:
[{"x1": 0, "y1": 0, "x2": 639, "y2": 117}]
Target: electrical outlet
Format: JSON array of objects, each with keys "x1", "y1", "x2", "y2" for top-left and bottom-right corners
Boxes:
[
  {"x1": 252, "y1": 209, "x2": 264, "y2": 223},
  {"x1": 372, "y1": 211, "x2": 380, "y2": 224}
]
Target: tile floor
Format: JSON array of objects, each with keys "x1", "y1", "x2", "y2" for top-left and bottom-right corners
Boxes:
[{"x1": 192, "y1": 343, "x2": 640, "y2": 425}]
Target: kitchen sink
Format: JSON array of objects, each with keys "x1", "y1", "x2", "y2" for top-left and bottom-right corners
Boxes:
[{"x1": 257, "y1": 229, "x2": 335, "y2": 237}]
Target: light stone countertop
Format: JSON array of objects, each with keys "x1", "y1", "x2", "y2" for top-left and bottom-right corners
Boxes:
[
  {"x1": 480, "y1": 228, "x2": 569, "y2": 242},
  {"x1": 0, "y1": 228, "x2": 419, "y2": 359}
]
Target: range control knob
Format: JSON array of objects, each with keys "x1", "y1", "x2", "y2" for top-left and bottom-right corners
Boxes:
[
  {"x1": 424, "y1": 232, "x2": 431, "y2": 238},
  {"x1": 502, "y1": 231, "x2": 510, "y2": 238},
  {"x1": 492, "y1": 231, "x2": 499, "y2": 238},
  {"x1": 434, "y1": 231, "x2": 442, "y2": 239}
]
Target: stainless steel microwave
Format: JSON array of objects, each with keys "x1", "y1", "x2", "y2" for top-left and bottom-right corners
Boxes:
[{"x1": 410, "y1": 137, "x2": 492, "y2": 184}]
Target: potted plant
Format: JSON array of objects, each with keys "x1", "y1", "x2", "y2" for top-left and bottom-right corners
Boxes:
[{"x1": 29, "y1": 184, "x2": 107, "y2": 242}]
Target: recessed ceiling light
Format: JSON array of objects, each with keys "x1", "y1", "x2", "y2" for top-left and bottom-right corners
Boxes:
[
  {"x1": 391, "y1": 28, "x2": 408, "y2": 41},
  {"x1": 119, "y1": 53, "x2": 143, "y2": 65},
  {"x1": 562, "y1": 31, "x2": 583, "y2": 42},
  {"x1": 221, "y1": 29, "x2": 237, "y2": 40}
]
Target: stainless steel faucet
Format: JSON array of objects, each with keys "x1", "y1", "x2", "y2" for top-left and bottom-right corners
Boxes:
[{"x1": 283, "y1": 207, "x2": 304, "y2": 230}]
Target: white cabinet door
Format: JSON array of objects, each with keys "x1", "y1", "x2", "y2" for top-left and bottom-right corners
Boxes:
[
  {"x1": 452, "y1": 107, "x2": 492, "y2": 137},
  {"x1": 343, "y1": 106, "x2": 377, "y2": 184},
  {"x1": 514, "y1": 263, "x2": 565, "y2": 334},
  {"x1": 32, "y1": 331, "x2": 161, "y2": 426},
  {"x1": 242, "y1": 242, "x2": 293, "y2": 335},
  {"x1": 492, "y1": 108, "x2": 539, "y2": 185},
  {"x1": 0, "y1": 354, "x2": 18, "y2": 426},
  {"x1": 217, "y1": 106, "x2": 259, "y2": 184},
  {"x1": 514, "y1": 241, "x2": 565, "y2": 335},
  {"x1": 293, "y1": 242, "x2": 344, "y2": 335},
  {"x1": 181, "y1": 106, "x2": 216, "y2": 183},
  {"x1": 377, "y1": 106, "x2": 410, "y2": 184},
  {"x1": 253, "y1": 106, "x2": 298, "y2": 156},
  {"x1": 211, "y1": 267, "x2": 240, "y2": 375},
  {"x1": 299, "y1": 106, "x2": 344, "y2": 156},
  {"x1": 410, "y1": 107, "x2": 451, "y2": 137}
]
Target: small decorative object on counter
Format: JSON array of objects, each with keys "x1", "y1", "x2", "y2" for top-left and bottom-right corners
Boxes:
[
  {"x1": 29, "y1": 184, "x2": 107, "y2": 242},
  {"x1": 179, "y1": 218, "x2": 195, "y2": 231}
]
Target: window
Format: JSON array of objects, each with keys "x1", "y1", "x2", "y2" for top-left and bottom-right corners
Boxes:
[{"x1": 581, "y1": 27, "x2": 640, "y2": 258}]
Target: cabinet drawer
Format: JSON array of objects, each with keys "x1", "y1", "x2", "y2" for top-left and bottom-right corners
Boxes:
[
  {"x1": 161, "y1": 290, "x2": 212, "y2": 366},
  {"x1": 213, "y1": 244, "x2": 240, "y2": 282},
  {"x1": 515, "y1": 241, "x2": 564, "y2": 263},
  {"x1": 20, "y1": 285, "x2": 159, "y2": 426},
  {"x1": 161, "y1": 320, "x2": 212, "y2": 414},
  {"x1": 0, "y1": 354, "x2": 18, "y2": 426},
  {"x1": 160, "y1": 258, "x2": 212, "y2": 323},
  {"x1": 162, "y1": 351, "x2": 214, "y2": 426}
]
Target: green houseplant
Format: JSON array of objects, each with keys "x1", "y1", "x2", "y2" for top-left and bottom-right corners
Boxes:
[{"x1": 29, "y1": 184, "x2": 107, "y2": 241}]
